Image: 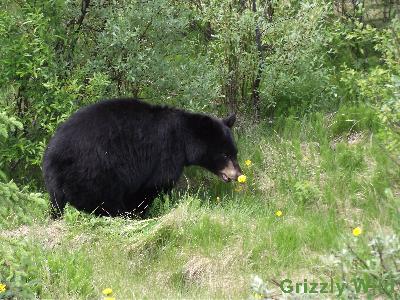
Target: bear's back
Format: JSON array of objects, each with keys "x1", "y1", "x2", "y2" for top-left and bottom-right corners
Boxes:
[
  {"x1": 51, "y1": 99, "x2": 172, "y2": 145},
  {"x1": 66, "y1": 98, "x2": 159, "y2": 129}
]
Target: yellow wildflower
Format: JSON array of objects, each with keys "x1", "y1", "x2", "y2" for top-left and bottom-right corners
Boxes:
[
  {"x1": 352, "y1": 227, "x2": 362, "y2": 237},
  {"x1": 0, "y1": 283, "x2": 6, "y2": 293},
  {"x1": 234, "y1": 186, "x2": 243, "y2": 192},
  {"x1": 216, "y1": 196, "x2": 220, "y2": 202},
  {"x1": 237, "y1": 174, "x2": 247, "y2": 183},
  {"x1": 102, "y1": 288, "x2": 113, "y2": 296},
  {"x1": 245, "y1": 159, "x2": 252, "y2": 167},
  {"x1": 254, "y1": 293, "x2": 262, "y2": 299},
  {"x1": 275, "y1": 210, "x2": 283, "y2": 217},
  {"x1": 104, "y1": 298, "x2": 116, "y2": 300}
]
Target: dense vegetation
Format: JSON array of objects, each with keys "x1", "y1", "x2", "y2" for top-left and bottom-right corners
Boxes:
[{"x1": 0, "y1": 0, "x2": 399, "y2": 299}]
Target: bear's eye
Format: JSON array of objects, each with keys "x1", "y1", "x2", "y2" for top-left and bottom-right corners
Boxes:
[{"x1": 222, "y1": 154, "x2": 228, "y2": 159}]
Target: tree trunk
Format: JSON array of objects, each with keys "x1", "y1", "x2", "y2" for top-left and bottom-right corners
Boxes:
[
  {"x1": 251, "y1": 0, "x2": 262, "y2": 121},
  {"x1": 251, "y1": 0, "x2": 273, "y2": 121}
]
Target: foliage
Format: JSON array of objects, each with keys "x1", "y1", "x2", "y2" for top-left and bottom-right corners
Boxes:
[
  {"x1": 250, "y1": 275, "x2": 274, "y2": 299},
  {"x1": 294, "y1": 180, "x2": 320, "y2": 205},
  {"x1": 0, "y1": 113, "x2": 22, "y2": 142},
  {"x1": 0, "y1": 181, "x2": 46, "y2": 229},
  {"x1": 0, "y1": 238, "x2": 95, "y2": 299},
  {"x1": 0, "y1": 240, "x2": 42, "y2": 299},
  {"x1": 259, "y1": 1, "x2": 334, "y2": 114},
  {"x1": 325, "y1": 233, "x2": 400, "y2": 298},
  {"x1": 90, "y1": 0, "x2": 220, "y2": 109},
  {"x1": 334, "y1": 16, "x2": 400, "y2": 161},
  {"x1": 376, "y1": 18, "x2": 400, "y2": 158},
  {"x1": 0, "y1": 112, "x2": 22, "y2": 180},
  {"x1": 0, "y1": 112, "x2": 46, "y2": 230},
  {"x1": 0, "y1": 2, "x2": 67, "y2": 183}
]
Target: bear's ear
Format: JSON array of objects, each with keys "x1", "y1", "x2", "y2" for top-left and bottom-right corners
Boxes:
[{"x1": 223, "y1": 113, "x2": 236, "y2": 128}]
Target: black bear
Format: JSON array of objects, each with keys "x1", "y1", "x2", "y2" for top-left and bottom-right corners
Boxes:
[{"x1": 43, "y1": 98, "x2": 242, "y2": 218}]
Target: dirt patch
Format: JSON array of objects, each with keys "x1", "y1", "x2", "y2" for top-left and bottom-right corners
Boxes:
[
  {"x1": 1, "y1": 220, "x2": 66, "y2": 248},
  {"x1": 347, "y1": 132, "x2": 366, "y2": 145},
  {"x1": 183, "y1": 255, "x2": 213, "y2": 282},
  {"x1": 182, "y1": 240, "x2": 248, "y2": 295},
  {"x1": 330, "y1": 131, "x2": 367, "y2": 149}
]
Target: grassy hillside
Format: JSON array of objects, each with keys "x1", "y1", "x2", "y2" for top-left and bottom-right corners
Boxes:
[{"x1": 1, "y1": 108, "x2": 398, "y2": 299}]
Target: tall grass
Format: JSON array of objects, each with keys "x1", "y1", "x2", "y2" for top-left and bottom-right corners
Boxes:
[{"x1": 1, "y1": 107, "x2": 399, "y2": 299}]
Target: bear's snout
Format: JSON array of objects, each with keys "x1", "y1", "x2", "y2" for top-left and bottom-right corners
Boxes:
[{"x1": 219, "y1": 160, "x2": 242, "y2": 182}]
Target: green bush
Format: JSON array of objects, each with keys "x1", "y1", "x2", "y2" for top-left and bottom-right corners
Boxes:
[
  {"x1": 332, "y1": 17, "x2": 400, "y2": 161},
  {"x1": 325, "y1": 233, "x2": 400, "y2": 298},
  {"x1": 294, "y1": 180, "x2": 320, "y2": 205},
  {"x1": 0, "y1": 239, "x2": 95, "y2": 299},
  {"x1": 0, "y1": 181, "x2": 46, "y2": 229},
  {"x1": 0, "y1": 112, "x2": 47, "y2": 229},
  {"x1": 0, "y1": 240, "x2": 42, "y2": 299}
]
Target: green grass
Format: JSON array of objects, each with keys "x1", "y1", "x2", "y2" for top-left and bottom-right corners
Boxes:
[{"x1": 1, "y1": 108, "x2": 399, "y2": 299}]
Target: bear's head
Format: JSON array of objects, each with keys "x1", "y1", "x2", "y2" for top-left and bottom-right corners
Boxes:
[{"x1": 185, "y1": 113, "x2": 242, "y2": 182}]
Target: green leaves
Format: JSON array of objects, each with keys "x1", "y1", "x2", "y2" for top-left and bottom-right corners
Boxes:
[
  {"x1": 0, "y1": 113, "x2": 22, "y2": 141},
  {"x1": 0, "y1": 181, "x2": 47, "y2": 229}
]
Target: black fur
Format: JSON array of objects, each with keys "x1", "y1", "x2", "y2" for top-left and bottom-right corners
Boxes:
[{"x1": 43, "y1": 98, "x2": 241, "y2": 218}]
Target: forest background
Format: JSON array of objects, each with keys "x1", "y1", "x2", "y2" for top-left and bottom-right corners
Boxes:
[{"x1": 0, "y1": 0, "x2": 399, "y2": 299}]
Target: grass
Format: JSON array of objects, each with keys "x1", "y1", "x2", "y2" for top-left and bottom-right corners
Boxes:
[{"x1": 0, "y1": 107, "x2": 399, "y2": 299}]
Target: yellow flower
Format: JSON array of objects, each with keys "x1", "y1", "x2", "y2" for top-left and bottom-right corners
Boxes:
[
  {"x1": 102, "y1": 288, "x2": 113, "y2": 296},
  {"x1": 254, "y1": 293, "x2": 262, "y2": 299},
  {"x1": 245, "y1": 159, "x2": 252, "y2": 167},
  {"x1": 275, "y1": 210, "x2": 283, "y2": 217},
  {"x1": 237, "y1": 174, "x2": 247, "y2": 183},
  {"x1": 104, "y1": 297, "x2": 116, "y2": 300},
  {"x1": 216, "y1": 196, "x2": 220, "y2": 202},
  {"x1": 0, "y1": 283, "x2": 6, "y2": 293},
  {"x1": 234, "y1": 186, "x2": 243, "y2": 192},
  {"x1": 352, "y1": 227, "x2": 362, "y2": 236}
]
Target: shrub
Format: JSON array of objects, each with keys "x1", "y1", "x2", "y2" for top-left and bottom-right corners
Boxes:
[
  {"x1": 0, "y1": 112, "x2": 47, "y2": 229},
  {"x1": 0, "y1": 240, "x2": 42, "y2": 299},
  {"x1": 333, "y1": 17, "x2": 400, "y2": 162},
  {"x1": 0, "y1": 181, "x2": 46, "y2": 229},
  {"x1": 294, "y1": 180, "x2": 320, "y2": 205},
  {"x1": 324, "y1": 233, "x2": 400, "y2": 298}
]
